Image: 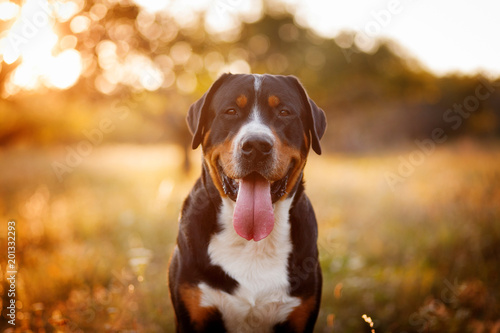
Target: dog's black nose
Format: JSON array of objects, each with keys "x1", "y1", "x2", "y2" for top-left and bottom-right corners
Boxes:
[{"x1": 241, "y1": 135, "x2": 274, "y2": 159}]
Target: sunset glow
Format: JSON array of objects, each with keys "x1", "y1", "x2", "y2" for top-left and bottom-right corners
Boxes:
[
  {"x1": 0, "y1": 0, "x2": 82, "y2": 95},
  {"x1": 0, "y1": 0, "x2": 498, "y2": 97}
]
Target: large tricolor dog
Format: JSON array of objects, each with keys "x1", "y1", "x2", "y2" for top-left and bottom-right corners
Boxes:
[{"x1": 169, "y1": 73, "x2": 326, "y2": 332}]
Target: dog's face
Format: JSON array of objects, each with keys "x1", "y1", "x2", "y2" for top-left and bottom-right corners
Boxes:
[{"x1": 187, "y1": 73, "x2": 326, "y2": 241}]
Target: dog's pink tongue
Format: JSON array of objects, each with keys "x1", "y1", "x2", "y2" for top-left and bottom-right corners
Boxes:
[{"x1": 233, "y1": 173, "x2": 274, "y2": 241}]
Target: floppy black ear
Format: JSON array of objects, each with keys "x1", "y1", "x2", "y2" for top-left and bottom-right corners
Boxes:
[
  {"x1": 186, "y1": 73, "x2": 231, "y2": 149},
  {"x1": 287, "y1": 76, "x2": 327, "y2": 155},
  {"x1": 307, "y1": 98, "x2": 327, "y2": 155}
]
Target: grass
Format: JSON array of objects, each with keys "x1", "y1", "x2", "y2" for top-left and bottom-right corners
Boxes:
[{"x1": 1, "y1": 140, "x2": 499, "y2": 332}]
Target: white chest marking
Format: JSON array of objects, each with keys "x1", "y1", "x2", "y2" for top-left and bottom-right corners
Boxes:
[{"x1": 200, "y1": 197, "x2": 300, "y2": 333}]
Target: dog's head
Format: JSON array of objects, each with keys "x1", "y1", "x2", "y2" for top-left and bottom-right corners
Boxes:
[{"x1": 187, "y1": 73, "x2": 326, "y2": 241}]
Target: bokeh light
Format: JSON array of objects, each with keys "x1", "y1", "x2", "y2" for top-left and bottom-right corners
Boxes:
[
  {"x1": 0, "y1": 0, "x2": 83, "y2": 96},
  {"x1": 0, "y1": 1, "x2": 20, "y2": 21}
]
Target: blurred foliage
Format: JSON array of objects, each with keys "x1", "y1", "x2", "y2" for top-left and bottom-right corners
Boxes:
[{"x1": 0, "y1": 0, "x2": 499, "y2": 154}]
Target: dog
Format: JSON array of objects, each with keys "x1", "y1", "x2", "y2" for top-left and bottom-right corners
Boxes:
[{"x1": 169, "y1": 73, "x2": 326, "y2": 333}]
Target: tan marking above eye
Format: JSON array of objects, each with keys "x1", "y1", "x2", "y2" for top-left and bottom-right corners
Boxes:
[
  {"x1": 236, "y1": 94, "x2": 248, "y2": 108},
  {"x1": 268, "y1": 95, "x2": 280, "y2": 108}
]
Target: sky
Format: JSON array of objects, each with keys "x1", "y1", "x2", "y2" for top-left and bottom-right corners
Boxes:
[
  {"x1": 289, "y1": 0, "x2": 500, "y2": 77},
  {"x1": 123, "y1": 0, "x2": 500, "y2": 77}
]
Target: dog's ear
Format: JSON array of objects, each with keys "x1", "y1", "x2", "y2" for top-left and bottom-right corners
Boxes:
[
  {"x1": 187, "y1": 73, "x2": 232, "y2": 149},
  {"x1": 286, "y1": 76, "x2": 327, "y2": 155},
  {"x1": 307, "y1": 98, "x2": 327, "y2": 154}
]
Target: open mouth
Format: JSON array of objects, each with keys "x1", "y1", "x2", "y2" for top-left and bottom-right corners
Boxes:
[
  {"x1": 217, "y1": 160, "x2": 295, "y2": 241},
  {"x1": 218, "y1": 161, "x2": 294, "y2": 203}
]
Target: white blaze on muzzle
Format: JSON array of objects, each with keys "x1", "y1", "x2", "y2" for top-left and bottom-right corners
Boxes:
[{"x1": 231, "y1": 104, "x2": 277, "y2": 241}]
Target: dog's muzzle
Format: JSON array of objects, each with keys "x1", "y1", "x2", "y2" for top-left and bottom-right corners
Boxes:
[{"x1": 217, "y1": 134, "x2": 293, "y2": 241}]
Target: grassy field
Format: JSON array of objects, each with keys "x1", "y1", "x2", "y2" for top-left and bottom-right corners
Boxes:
[{"x1": 1, "y1": 141, "x2": 499, "y2": 332}]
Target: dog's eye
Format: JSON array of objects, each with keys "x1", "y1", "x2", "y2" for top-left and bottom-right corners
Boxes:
[
  {"x1": 279, "y1": 109, "x2": 291, "y2": 116},
  {"x1": 225, "y1": 109, "x2": 237, "y2": 116}
]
